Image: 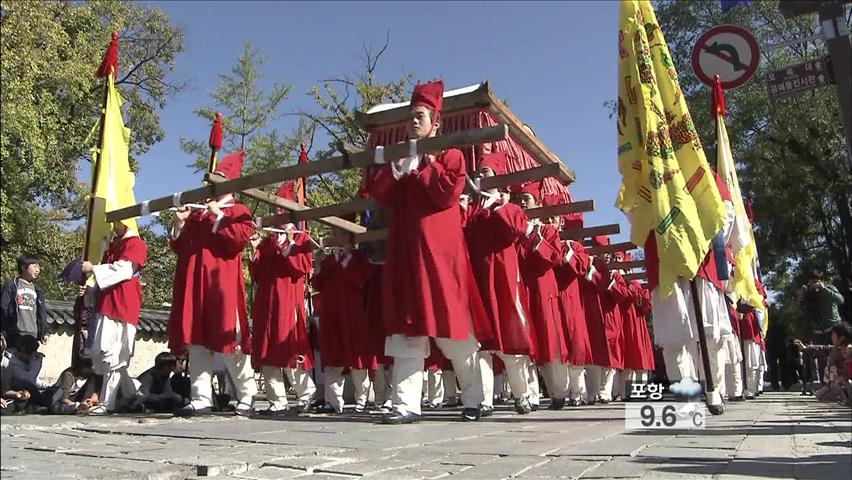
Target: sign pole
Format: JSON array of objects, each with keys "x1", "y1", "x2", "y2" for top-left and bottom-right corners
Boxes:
[{"x1": 819, "y1": 2, "x2": 852, "y2": 161}]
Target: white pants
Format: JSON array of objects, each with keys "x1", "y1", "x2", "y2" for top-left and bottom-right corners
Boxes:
[
  {"x1": 743, "y1": 340, "x2": 761, "y2": 395},
  {"x1": 424, "y1": 369, "x2": 444, "y2": 406},
  {"x1": 89, "y1": 315, "x2": 138, "y2": 410},
  {"x1": 373, "y1": 364, "x2": 392, "y2": 407},
  {"x1": 324, "y1": 367, "x2": 369, "y2": 412},
  {"x1": 567, "y1": 366, "x2": 587, "y2": 401},
  {"x1": 585, "y1": 366, "x2": 616, "y2": 401},
  {"x1": 526, "y1": 359, "x2": 541, "y2": 406},
  {"x1": 542, "y1": 361, "x2": 569, "y2": 400},
  {"x1": 442, "y1": 369, "x2": 458, "y2": 402},
  {"x1": 724, "y1": 362, "x2": 743, "y2": 398},
  {"x1": 263, "y1": 366, "x2": 315, "y2": 408},
  {"x1": 386, "y1": 335, "x2": 481, "y2": 416},
  {"x1": 188, "y1": 344, "x2": 257, "y2": 409},
  {"x1": 663, "y1": 334, "x2": 726, "y2": 405},
  {"x1": 622, "y1": 369, "x2": 648, "y2": 400},
  {"x1": 479, "y1": 352, "x2": 531, "y2": 407}
]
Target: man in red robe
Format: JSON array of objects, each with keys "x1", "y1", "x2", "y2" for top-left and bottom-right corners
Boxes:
[
  {"x1": 620, "y1": 263, "x2": 656, "y2": 399},
  {"x1": 248, "y1": 182, "x2": 317, "y2": 415},
  {"x1": 80, "y1": 220, "x2": 147, "y2": 415},
  {"x1": 367, "y1": 80, "x2": 492, "y2": 424},
  {"x1": 169, "y1": 152, "x2": 258, "y2": 416},
  {"x1": 550, "y1": 211, "x2": 594, "y2": 406},
  {"x1": 579, "y1": 236, "x2": 614, "y2": 404},
  {"x1": 464, "y1": 152, "x2": 537, "y2": 416},
  {"x1": 515, "y1": 182, "x2": 571, "y2": 410},
  {"x1": 585, "y1": 253, "x2": 628, "y2": 403},
  {"x1": 311, "y1": 224, "x2": 375, "y2": 414}
]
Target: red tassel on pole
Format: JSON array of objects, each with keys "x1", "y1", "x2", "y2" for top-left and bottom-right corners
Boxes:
[
  {"x1": 711, "y1": 74, "x2": 726, "y2": 118},
  {"x1": 95, "y1": 31, "x2": 119, "y2": 78},
  {"x1": 298, "y1": 143, "x2": 308, "y2": 164},
  {"x1": 209, "y1": 112, "x2": 223, "y2": 151}
]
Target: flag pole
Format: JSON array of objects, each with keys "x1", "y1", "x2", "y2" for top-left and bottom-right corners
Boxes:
[
  {"x1": 73, "y1": 31, "x2": 118, "y2": 369},
  {"x1": 689, "y1": 279, "x2": 716, "y2": 396}
]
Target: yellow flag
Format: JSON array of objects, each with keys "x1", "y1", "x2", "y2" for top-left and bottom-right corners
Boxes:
[
  {"x1": 85, "y1": 74, "x2": 137, "y2": 262},
  {"x1": 716, "y1": 113, "x2": 763, "y2": 308},
  {"x1": 615, "y1": 0, "x2": 726, "y2": 298}
]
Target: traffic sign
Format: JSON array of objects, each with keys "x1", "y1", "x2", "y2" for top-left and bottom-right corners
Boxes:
[
  {"x1": 691, "y1": 25, "x2": 760, "y2": 89},
  {"x1": 766, "y1": 57, "x2": 834, "y2": 101}
]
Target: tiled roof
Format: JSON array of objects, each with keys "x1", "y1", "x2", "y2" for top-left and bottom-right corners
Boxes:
[{"x1": 45, "y1": 300, "x2": 169, "y2": 335}]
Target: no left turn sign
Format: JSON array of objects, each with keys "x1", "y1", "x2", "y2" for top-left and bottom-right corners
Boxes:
[{"x1": 691, "y1": 25, "x2": 760, "y2": 90}]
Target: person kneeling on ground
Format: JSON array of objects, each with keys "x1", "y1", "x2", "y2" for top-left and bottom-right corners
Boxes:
[
  {"x1": 52, "y1": 357, "x2": 102, "y2": 415},
  {"x1": 794, "y1": 324, "x2": 852, "y2": 405},
  {"x1": 136, "y1": 352, "x2": 186, "y2": 412}
]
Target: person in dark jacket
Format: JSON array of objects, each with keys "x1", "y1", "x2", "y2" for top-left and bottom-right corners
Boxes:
[{"x1": 1, "y1": 255, "x2": 50, "y2": 347}]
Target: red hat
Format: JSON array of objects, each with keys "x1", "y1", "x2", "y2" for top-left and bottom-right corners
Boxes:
[
  {"x1": 479, "y1": 152, "x2": 507, "y2": 175},
  {"x1": 215, "y1": 151, "x2": 244, "y2": 180},
  {"x1": 623, "y1": 251, "x2": 633, "y2": 262},
  {"x1": 591, "y1": 235, "x2": 609, "y2": 247},
  {"x1": 562, "y1": 212, "x2": 583, "y2": 230},
  {"x1": 518, "y1": 181, "x2": 542, "y2": 203},
  {"x1": 411, "y1": 80, "x2": 444, "y2": 120},
  {"x1": 276, "y1": 181, "x2": 295, "y2": 201},
  {"x1": 541, "y1": 193, "x2": 561, "y2": 207}
]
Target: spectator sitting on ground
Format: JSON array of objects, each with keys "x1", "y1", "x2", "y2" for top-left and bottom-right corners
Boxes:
[
  {"x1": 7, "y1": 335, "x2": 52, "y2": 412},
  {"x1": 1, "y1": 254, "x2": 50, "y2": 347},
  {"x1": 136, "y1": 352, "x2": 186, "y2": 412},
  {"x1": 797, "y1": 269, "x2": 846, "y2": 394},
  {"x1": 170, "y1": 353, "x2": 191, "y2": 405},
  {"x1": 1, "y1": 332, "x2": 31, "y2": 415},
  {"x1": 52, "y1": 357, "x2": 102, "y2": 415},
  {"x1": 794, "y1": 324, "x2": 852, "y2": 405}
]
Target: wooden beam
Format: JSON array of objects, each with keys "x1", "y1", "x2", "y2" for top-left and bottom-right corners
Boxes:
[
  {"x1": 586, "y1": 241, "x2": 637, "y2": 256},
  {"x1": 354, "y1": 83, "x2": 491, "y2": 129},
  {"x1": 623, "y1": 272, "x2": 647, "y2": 282},
  {"x1": 485, "y1": 90, "x2": 576, "y2": 184},
  {"x1": 478, "y1": 164, "x2": 560, "y2": 191},
  {"x1": 353, "y1": 228, "x2": 389, "y2": 244},
  {"x1": 106, "y1": 125, "x2": 509, "y2": 222},
  {"x1": 560, "y1": 224, "x2": 620, "y2": 241},
  {"x1": 607, "y1": 260, "x2": 645, "y2": 270},
  {"x1": 256, "y1": 198, "x2": 376, "y2": 228},
  {"x1": 524, "y1": 200, "x2": 594, "y2": 219}
]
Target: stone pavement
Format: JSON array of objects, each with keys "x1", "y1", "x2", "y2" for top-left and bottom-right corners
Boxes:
[{"x1": 1, "y1": 390, "x2": 849, "y2": 480}]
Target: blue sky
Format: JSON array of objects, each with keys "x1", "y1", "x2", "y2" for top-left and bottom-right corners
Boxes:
[{"x1": 135, "y1": 1, "x2": 625, "y2": 241}]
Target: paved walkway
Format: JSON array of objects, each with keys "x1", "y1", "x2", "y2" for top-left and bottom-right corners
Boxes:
[{"x1": 1, "y1": 391, "x2": 849, "y2": 479}]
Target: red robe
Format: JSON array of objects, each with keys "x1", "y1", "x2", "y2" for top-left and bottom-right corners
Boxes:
[
  {"x1": 169, "y1": 204, "x2": 253, "y2": 355},
  {"x1": 365, "y1": 263, "x2": 391, "y2": 365},
  {"x1": 738, "y1": 305, "x2": 761, "y2": 343},
  {"x1": 249, "y1": 232, "x2": 314, "y2": 370},
  {"x1": 553, "y1": 241, "x2": 593, "y2": 366},
  {"x1": 579, "y1": 274, "x2": 608, "y2": 368},
  {"x1": 622, "y1": 281, "x2": 655, "y2": 370},
  {"x1": 311, "y1": 250, "x2": 376, "y2": 370},
  {"x1": 367, "y1": 149, "x2": 491, "y2": 342},
  {"x1": 97, "y1": 235, "x2": 147, "y2": 325},
  {"x1": 517, "y1": 224, "x2": 567, "y2": 365},
  {"x1": 588, "y1": 261, "x2": 627, "y2": 370},
  {"x1": 464, "y1": 201, "x2": 536, "y2": 356}
]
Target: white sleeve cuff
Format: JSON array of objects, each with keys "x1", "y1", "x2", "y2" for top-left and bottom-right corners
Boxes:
[
  {"x1": 341, "y1": 253, "x2": 352, "y2": 269},
  {"x1": 391, "y1": 161, "x2": 404, "y2": 180},
  {"x1": 563, "y1": 246, "x2": 575, "y2": 264},
  {"x1": 92, "y1": 260, "x2": 135, "y2": 290},
  {"x1": 171, "y1": 225, "x2": 182, "y2": 240},
  {"x1": 211, "y1": 211, "x2": 225, "y2": 234},
  {"x1": 585, "y1": 264, "x2": 597, "y2": 282},
  {"x1": 607, "y1": 278, "x2": 617, "y2": 290},
  {"x1": 525, "y1": 223, "x2": 535, "y2": 237}
]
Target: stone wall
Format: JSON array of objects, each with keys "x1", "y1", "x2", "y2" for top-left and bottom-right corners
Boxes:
[{"x1": 38, "y1": 326, "x2": 169, "y2": 385}]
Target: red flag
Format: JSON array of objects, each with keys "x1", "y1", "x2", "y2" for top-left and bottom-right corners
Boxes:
[
  {"x1": 296, "y1": 143, "x2": 308, "y2": 206},
  {"x1": 209, "y1": 112, "x2": 223, "y2": 151},
  {"x1": 95, "y1": 31, "x2": 118, "y2": 78}
]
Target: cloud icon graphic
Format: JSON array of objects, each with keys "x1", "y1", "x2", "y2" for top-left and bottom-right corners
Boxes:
[{"x1": 668, "y1": 378, "x2": 703, "y2": 397}]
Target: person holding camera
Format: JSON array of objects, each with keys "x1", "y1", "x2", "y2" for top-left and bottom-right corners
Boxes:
[{"x1": 797, "y1": 270, "x2": 846, "y2": 394}]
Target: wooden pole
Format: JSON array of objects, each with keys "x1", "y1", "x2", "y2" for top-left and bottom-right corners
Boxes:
[
  {"x1": 607, "y1": 260, "x2": 645, "y2": 270},
  {"x1": 586, "y1": 242, "x2": 636, "y2": 256},
  {"x1": 560, "y1": 224, "x2": 620, "y2": 241},
  {"x1": 477, "y1": 163, "x2": 560, "y2": 191},
  {"x1": 524, "y1": 200, "x2": 594, "y2": 219},
  {"x1": 689, "y1": 279, "x2": 716, "y2": 396},
  {"x1": 622, "y1": 272, "x2": 648, "y2": 282},
  {"x1": 106, "y1": 125, "x2": 508, "y2": 222}
]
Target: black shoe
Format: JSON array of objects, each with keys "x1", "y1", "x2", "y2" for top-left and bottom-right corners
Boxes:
[
  {"x1": 353, "y1": 404, "x2": 367, "y2": 414},
  {"x1": 257, "y1": 406, "x2": 289, "y2": 417},
  {"x1": 567, "y1": 398, "x2": 581, "y2": 407},
  {"x1": 461, "y1": 407, "x2": 481, "y2": 422},
  {"x1": 597, "y1": 396, "x2": 611, "y2": 405},
  {"x1": 380, "y1": 410, "x2": 421, "y2": 425},
  {"x1": 314, "y1": 403, "x2": 341, "y2": 414},
  {"x1": 514, "y1": 396, "x2": 532, "y2": 414},
  {"x1": 549, "y1": 398, "x2": 565, "y2": 410},
  {"x1": 707, "y1": 403, "x2": 726, "y2": 415},
  {"x1": 175, "y1": 404, "x2": 212, "y2": 417},
  {"x1": 479, "y1": 405, "x2": 494, "y2": 417},
  {"x1": 730, "y1": 396, "x2": 745, "y2": 402},
  {"x1": 530, "y1": 403, "x2": 540, "y2": 412}
]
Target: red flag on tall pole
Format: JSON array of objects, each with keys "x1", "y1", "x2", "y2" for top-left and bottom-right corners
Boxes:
[{"x1": 207, "y1": 112, "x2": 223, "y2": 176}]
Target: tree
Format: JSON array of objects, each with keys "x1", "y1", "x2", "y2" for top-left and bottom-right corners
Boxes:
[
  {"x1": 299, "y1": 35, "x2": 413, "y2": 237},
  {"x1": 654, "y1": 0, "x2": 852, "y2": 328},
  {"x1": 0, "y1": 1, "x2": 185, "y2": 302}
]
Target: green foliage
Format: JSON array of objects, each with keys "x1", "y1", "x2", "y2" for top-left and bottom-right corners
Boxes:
[
  {"x1": 654, "y1": 0, "x2": 852, "y2": 323},
  {"x1": 0, "y1": 0, "x2": 185, "y2": 304}
]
